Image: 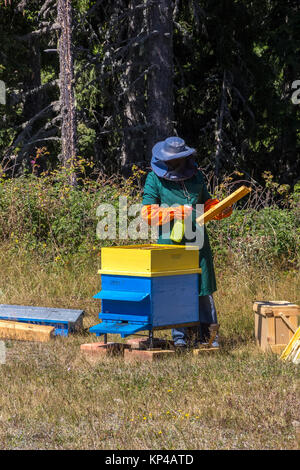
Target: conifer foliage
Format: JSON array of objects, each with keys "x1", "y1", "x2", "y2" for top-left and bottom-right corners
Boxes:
[{"x1": 0, "y1": 0, "x2": 299, "y2": 185}]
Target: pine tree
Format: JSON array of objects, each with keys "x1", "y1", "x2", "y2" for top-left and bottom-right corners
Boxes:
[{"x1": 57, "y1": 0, "x2": 77, "y2": 184}]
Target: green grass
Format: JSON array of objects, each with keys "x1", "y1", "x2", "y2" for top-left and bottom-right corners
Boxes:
[{"x1": 0, "y1": 243, "x2": 299, "y2": 450}]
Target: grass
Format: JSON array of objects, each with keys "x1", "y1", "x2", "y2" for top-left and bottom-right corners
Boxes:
[{"x1": 0, "y1": 243, "x2": 299, "y2": 450}]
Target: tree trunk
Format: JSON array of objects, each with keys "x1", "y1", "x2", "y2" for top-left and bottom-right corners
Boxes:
[
  {"x1": 120, "y1": 0, "x2": 147, "y2": 176},
  {"x1": 146, "y1": 0, "x2": 174, "y2": 158},
  {"x1": 57, "y1": 0, "x2": 77, "y2": 185},
  {"x1": 214, "y1": 70, "x2": 227, "y2": 177},
  {"x1": 23, "y1": 38, "x2": 43, "y2": 122}
]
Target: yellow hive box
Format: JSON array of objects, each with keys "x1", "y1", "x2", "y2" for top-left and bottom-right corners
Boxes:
[{"x1": 99, "y1": 244, "x2": 201, "y2": 277}]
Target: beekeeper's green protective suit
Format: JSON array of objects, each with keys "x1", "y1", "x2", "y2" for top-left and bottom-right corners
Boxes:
[{"x1": 142, "y1": 170, "x2": 217, "y2": 297}]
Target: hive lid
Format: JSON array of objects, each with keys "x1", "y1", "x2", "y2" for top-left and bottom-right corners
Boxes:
[{"x1": 0, "y1": 304, "x2": 84, "y2": 324}]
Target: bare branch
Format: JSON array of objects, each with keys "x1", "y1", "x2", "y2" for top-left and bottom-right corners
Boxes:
[
  {"x1": 15, "y1": 0, "x2": 30, "y2": 12},
  {"x1": 16, "y1": 23, "x2": 60, "y2": 42},
  {"x1": 38, "y1": 0, "x2": 56, "y2": 19},
  {"x1": 4, "y1": 101, "x2": 59, "y2": 158},
  {"x1": 231, "y1": 85, "x2": 256, "y2": 126},
  {"x1": 19, "y1": 101, "x2": 60, "y2": 132},
  {"x1": 21, "y1": 130, "x2": 60, "y2": 151},
  {"x1": 8, "y1": 80, "x2": 59, "y2": 106}
]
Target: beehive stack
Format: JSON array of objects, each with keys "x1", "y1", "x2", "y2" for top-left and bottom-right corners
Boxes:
[{"x1": 89, "y1": 244, "x2": 201, "y2": 340}]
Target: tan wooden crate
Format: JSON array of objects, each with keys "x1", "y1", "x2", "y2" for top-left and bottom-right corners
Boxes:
[{"x1": 254, "y1": 301, "x2": 300, "y2": 352}]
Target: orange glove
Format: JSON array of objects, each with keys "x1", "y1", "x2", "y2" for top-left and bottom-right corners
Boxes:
[
  {"x1": 173, "y1": 205, "x2": 193, "y2": 220},
  {"x1": 204, "y1": 198, "x2": 233, "y2": 220},
  {"x1": 141, "y1": 204, "x2": 193, "y2": 226},
  {"x1": 141, "y1": 205, "x2": 174, "y2": 226}
]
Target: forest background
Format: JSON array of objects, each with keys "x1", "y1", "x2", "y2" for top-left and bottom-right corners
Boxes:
[{"x1": 0, "y1": 0, "x2": 299, "y2": 185}]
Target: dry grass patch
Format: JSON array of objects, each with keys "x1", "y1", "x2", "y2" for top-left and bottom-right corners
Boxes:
[{"x1": 0, "y1": 245, "x2": 299, "y2": 449}]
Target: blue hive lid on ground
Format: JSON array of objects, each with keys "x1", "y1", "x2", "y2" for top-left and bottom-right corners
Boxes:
[{"x1": 0, "y1": 304, "x2": 84, "y2": 324}]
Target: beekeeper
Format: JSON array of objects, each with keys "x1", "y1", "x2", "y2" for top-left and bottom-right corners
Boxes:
[{"x1": 141, "y1": 136, "x2": 232, "y2": 349}]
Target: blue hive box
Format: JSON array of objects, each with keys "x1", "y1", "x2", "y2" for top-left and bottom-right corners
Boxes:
[{"x1": 90, "y1": 272, "x2": 200, "y2": 338}]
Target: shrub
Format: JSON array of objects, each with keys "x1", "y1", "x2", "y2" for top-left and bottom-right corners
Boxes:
[
  {"x1": 0, "y1": 160, "x2": 298, "y2": 269},
  {"x1": 209, "y1": 207, "x2": 300, "y2": 269}
]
